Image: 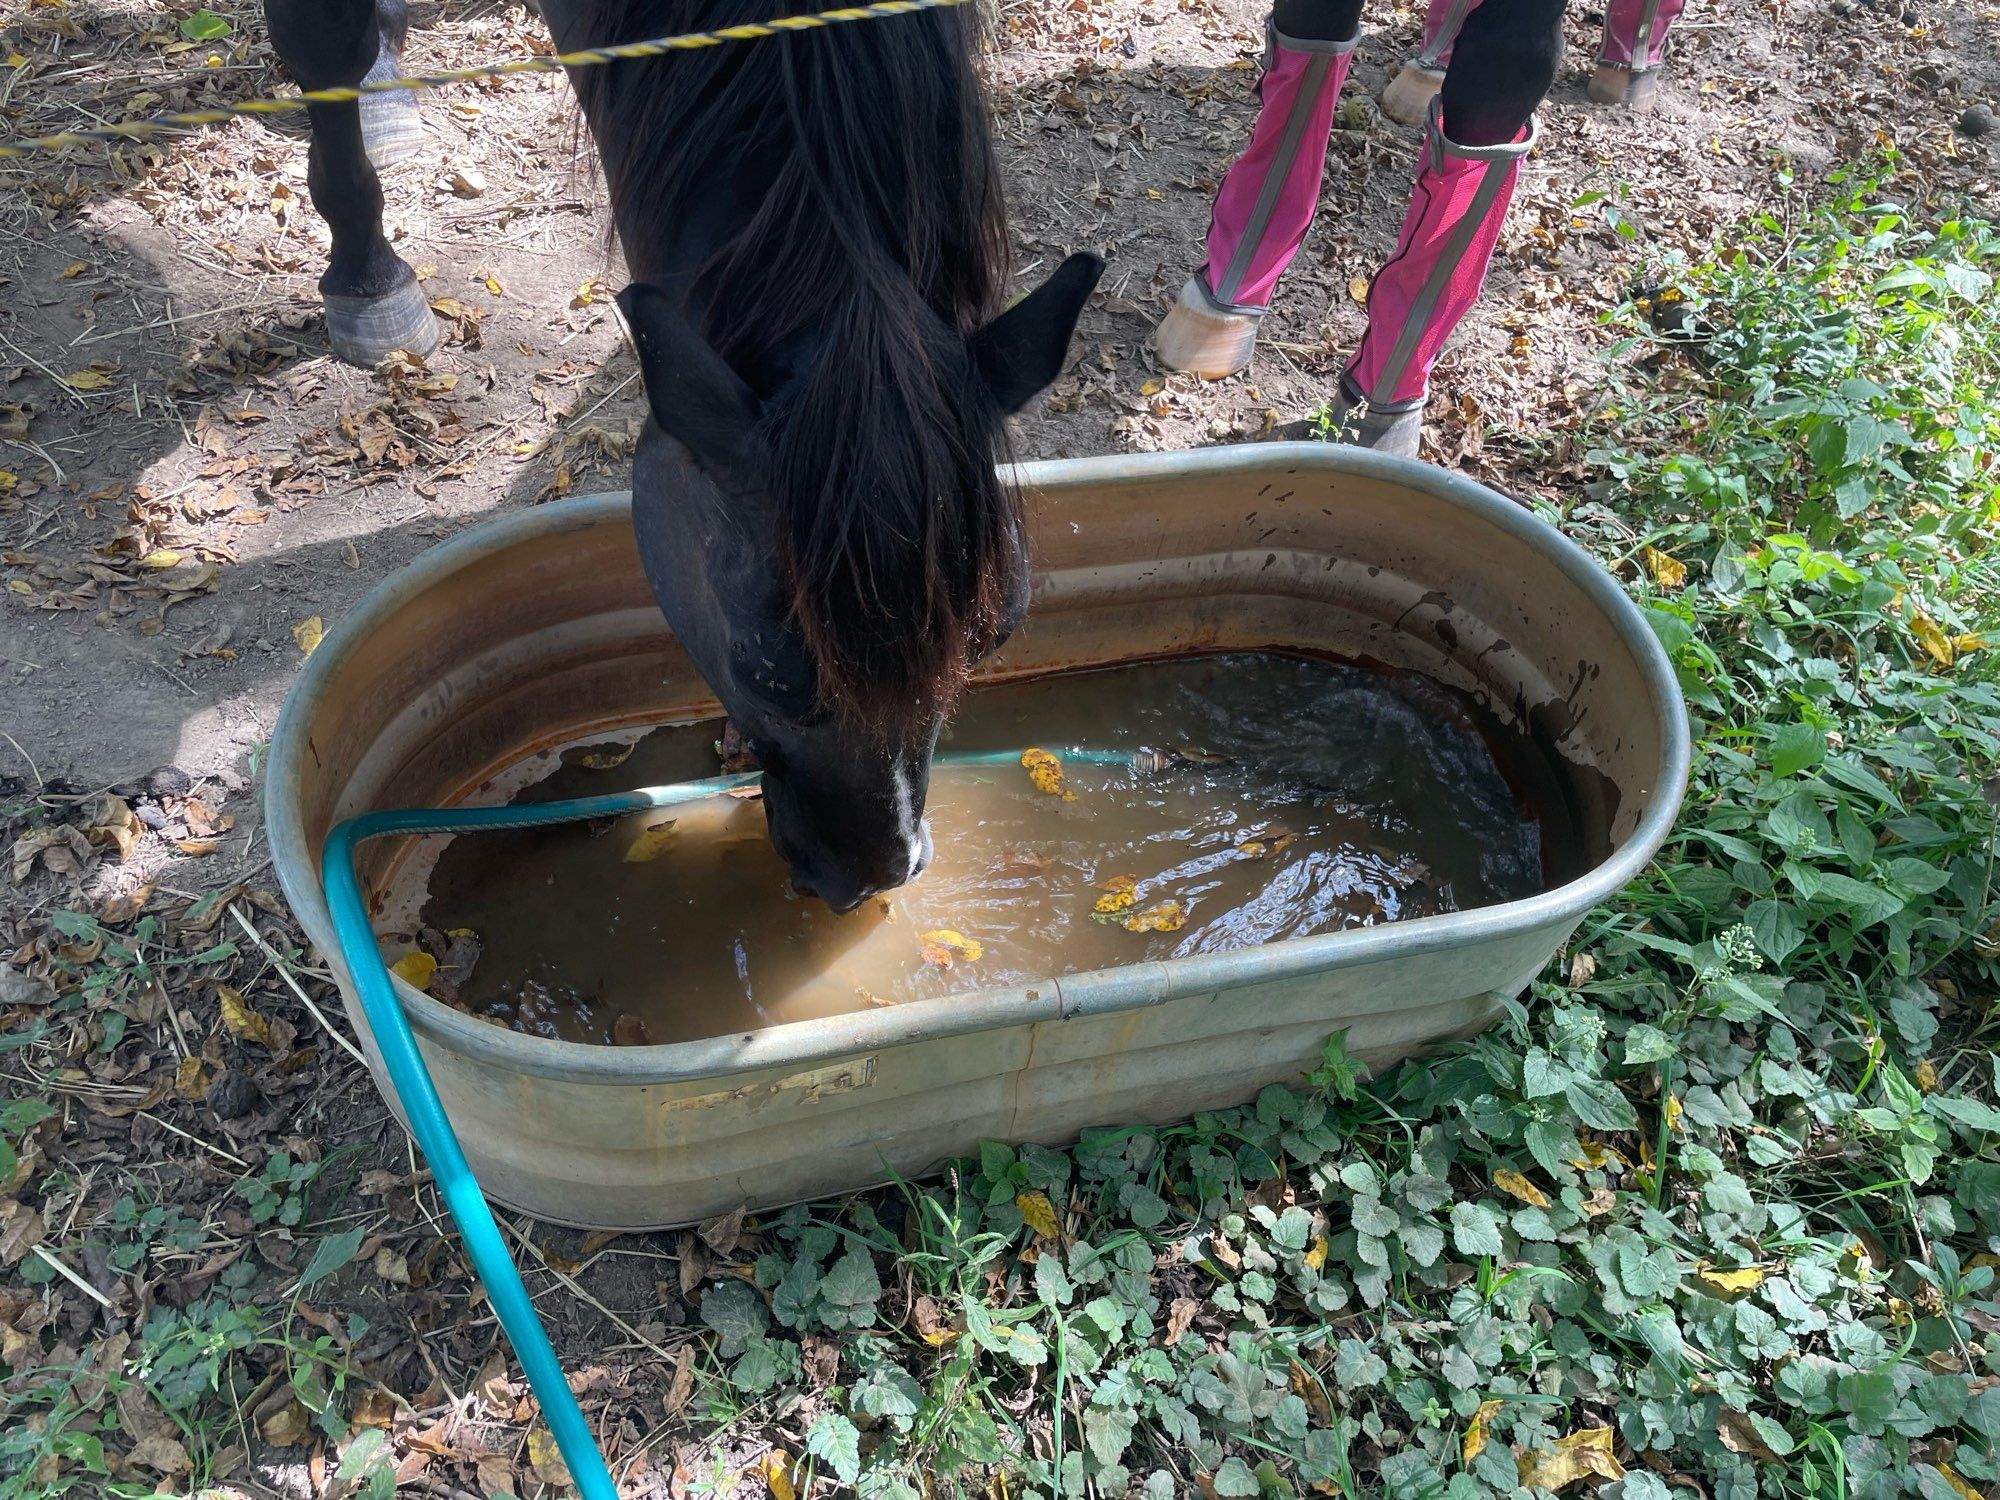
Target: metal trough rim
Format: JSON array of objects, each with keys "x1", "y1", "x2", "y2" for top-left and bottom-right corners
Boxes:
[{"x1": 265, "y1": 443, "x2": 1691, "y2": 1088}]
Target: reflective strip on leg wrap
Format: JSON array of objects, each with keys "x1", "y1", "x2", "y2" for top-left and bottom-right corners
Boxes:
[
  {"x1": 1415, "y1": 0, "x2": 1484, "y2": 71},
  {"x1": 1202, "y1": 24, "x2": 1358, "y2": 311},
  {"x1": 1346, "y1": 97, "x2": 1536, "y2": 411}
]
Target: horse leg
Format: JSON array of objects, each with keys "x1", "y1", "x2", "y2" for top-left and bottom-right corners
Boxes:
[
  {"x1": 358, "y1": 0, "x2": 425, "y2": 168},
  {"x1": 1330, "y1": 0, "x2": 1562, "y2": 454},
  {"x1": 267, "y1": 0, "x2": 438, "y2": 366},
  {"x1": 1154, "y1": 0, "x2": 1364, "y2": 378},
  {"x1": 1588, "y1": 0, "x2": 1687, "y2": 107},
  {"x1": 1380, "y1": 0, "x2": 1479, "y2": 126}
]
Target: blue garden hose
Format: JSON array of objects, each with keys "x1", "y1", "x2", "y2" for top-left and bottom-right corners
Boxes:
[{"x1": 319, "y1": 747, "x2": 1142, "y2": 1497}]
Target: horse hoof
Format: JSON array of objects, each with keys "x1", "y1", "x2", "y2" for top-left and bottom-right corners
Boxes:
[
  {"x1": 1588, "y1": 62, "x2": 1661, "y2": 108},
  {"x1": 1154, "y1": 277, "x2": 1260, "y2": 380},
  {"x1": 360, "y1": 51, "x2": 423, "y2": 167},
  {"x1": 1380, "y1": 61, "x2": 1445, "y2": 127},
  {"x1": 1325, "y1": 386, "x2": 1424, "y2": 459},
  {"x1": 324, "y1": 275, "x2": 440, "y2": 366},
  {"x1": 1380, "y1": 61, "x2": 1444, "y2": 126}
]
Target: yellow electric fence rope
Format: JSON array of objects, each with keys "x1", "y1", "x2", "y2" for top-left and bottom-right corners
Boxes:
[{"x1": 0, "y1": 0, "x2": 971, "y2": 160}]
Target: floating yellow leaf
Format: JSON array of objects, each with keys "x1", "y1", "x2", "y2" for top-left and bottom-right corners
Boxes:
[
  {"x1": 1937, "y1": 1462, "x2": 1984, "y2": 1500},
  {"x1": 763, "y1": 1449, "x2": 797, "y2": 1500},
  {"x1": 1910, "y1": 609, "x2": 1954, "y2": 668},
  {"x1": 1093, "y1": 875, "x2": 1138, "y2": 914},
  {"x1": 63, "y1": 368, "x2": 116, "y2": 391},
  {"x1": 57, "y1": 262, "x2": 88, "y2": 280},
  {"x1": 1463, "y1": 1398, "x2": 1503, "y2": 1463},
  {"x1": 1515, "y1": 1427, "x2": 1625, "y2": 1491},
  {"x1": 217, "y1": 984, "x2": 277, "y2": 1049},
  {"x1": 919, "y1": 929, "x2": 983, "y2": 965},
  {"x1": 389, "y1": 952, "x2": 438, "y2": 991},
  {"x1": 1493, "y1": 1169, "x2": 1550, "y2": 1209},
  {"x1": 568, "y1": 742, "x2": 635, "y2": 770},
  {"x1": 1914, "y1": 1058, "x2": 1939, "y2": 1093},
  {"x1": 292, "y1": 616, "x2": 323, "y2": 655},
  {"x1": 1020, "y1": 747, "x2": 1076, "y2": 801},
  {"x1": 622, "y1": 819, "x2": 678, "y2": 863},
  {"x1": 1641, "y1": 545, "x2": 1687, "y2": 589},
  {"x1": 1016, "y1": 1190, "x2": 1061, "y2": 1240},
  {"x1": 1123, "y1": 900, "x2": 1187, "y2": 934},
  {"x1": 139, "y1": 549, "x2": 184, "y2": 569},
  {"x1": 1697, "y1": 1264, "x2": 1766, "y2": 1295},
  {"x1": 1302, "y1": 1236, "x2": 1328, "y2": 1271},
  {"x1": 1664, "y1": 1092, "x2": 1683, "y2": 1134}
]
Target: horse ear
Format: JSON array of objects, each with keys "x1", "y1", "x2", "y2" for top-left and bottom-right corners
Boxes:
[
  {"x1": 972, "y1": 253, "x2": 1104, "y2": 414},
  {"x1": 615, "y1": 283, "x2": 768, "y2": 485}
]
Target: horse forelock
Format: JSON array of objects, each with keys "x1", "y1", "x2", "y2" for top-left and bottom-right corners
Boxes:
[{"x1": 565, "y1": 0, "x2": 1015, "y2": 730}]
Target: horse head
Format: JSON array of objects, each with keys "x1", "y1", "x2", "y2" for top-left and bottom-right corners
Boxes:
[{"x1": 615, "y1": 253, "x2": 1101, "y2": 911}]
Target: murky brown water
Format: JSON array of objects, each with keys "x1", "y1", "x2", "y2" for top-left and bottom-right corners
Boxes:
[{"x1": 397, "y1": 654, "x2": 1556, "y2": 1046}]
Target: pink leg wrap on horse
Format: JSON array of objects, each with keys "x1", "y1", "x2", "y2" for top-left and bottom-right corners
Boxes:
[
  {"x1": 1413, "y1": 0, "x2": 1490, "y2": 72},
  {"x1": 1199, "y1": 25, "x2": 1358, "y2": 312},
  {"x1": 1344, "y1": 98, "x2": 1536, "y2": 411},
  {"x1": 1599, "y1": 0, "x2": 1687, "y2": 69}
]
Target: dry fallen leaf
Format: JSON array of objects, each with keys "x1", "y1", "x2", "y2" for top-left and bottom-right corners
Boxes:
[
  {"x1": 1015, "y1": 1190, "x2": 1061, "y2": 1240},
  {"x1": 216, "y1": 985, "x2": 277, "y2": 1049},
  {"x1": 100, "y1": 885, "x2": 153, "y2": 925},
  {"x1": 1164, "y1": 1296, "x2": 1199, "y2": 1346},
  {"x1": 525, "y1": 1423, "x2": 570, "y2": 1487},
  {"x1": 1715, "y1": 1408, "x2": 1785, "y2": 1464},
  {"x1": 1463, "y1": 1398, "x2": 1504, "y2": 1463},
  {"x1": 259, "y1": 1400, "x2": 311, "y2": 1448},
  {"x1": 389, "y1": 952, "x2": 438, "y2": 991},
  {"x1": 62, "y1": 366, "x2": 119, "y2": 392},
  {"x1": 1515, "y1": 1427, "x2": 1625, "y2": 1491},
  {"x1": 623, "y1": 819, "x2": 677, "y2": 863},
  {"x1": 174, "y1": 1056, "x2": 210, "y2": 1100},
  {"x1": 763, "y1": 1449, "x2": 797, "y2": 1500},
  {"x1": 292, "y1": 616, "x2": 323, "y2": 656},
  {"x1": 1493, "y1": 1168, "x2": 1550, "y2": 1209},
  {"x1": 612, "y1": 1013, "x2": 653, "y2": 1046},
  {"x1": 1020, "y1": 747, "x2": 1076, "y2": 801},
  {"x1": 1696, "y1": 1264, "x2": 1766, "y2": 1295},
  {"x1": 1910, "y1": 609, "x2": 1955, "y2": 668},
  {"x1": 1641, "y1": 545, "x2": 1687, "y2": 589}
]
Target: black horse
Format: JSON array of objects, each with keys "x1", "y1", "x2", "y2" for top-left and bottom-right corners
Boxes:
[{"x1": 265, "y1": 0, "x2": 1102, "y2": 911}]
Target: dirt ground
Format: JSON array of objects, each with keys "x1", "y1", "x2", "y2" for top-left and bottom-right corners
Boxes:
[{"x1": 0, "y1": 0, "x2": 1995, "y2": 1494}]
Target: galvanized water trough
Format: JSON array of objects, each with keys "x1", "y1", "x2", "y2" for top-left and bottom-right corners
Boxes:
[{"x1": 265, "y1": 444, "x2": 1688, "y2": 1229}]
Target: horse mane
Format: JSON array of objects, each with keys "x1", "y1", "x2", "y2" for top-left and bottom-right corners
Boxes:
[{"x1": 566, "y1": 0, "x2": 1018, "y2": 724}]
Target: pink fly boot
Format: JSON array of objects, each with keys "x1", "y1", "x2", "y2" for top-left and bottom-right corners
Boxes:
[
  {"x1": 1154, "y1": 24, "x2": 1358, "y2": 379},
  {"x1": 1589, "y1": 0, "x2": 1687, "y2": 107},
  {"x1": 1380, "y1": 0, "x2": 1486, "y2": 126},
  {"x1": 1336, "y1": 97, "x2": 1537, "y2": 456}
]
